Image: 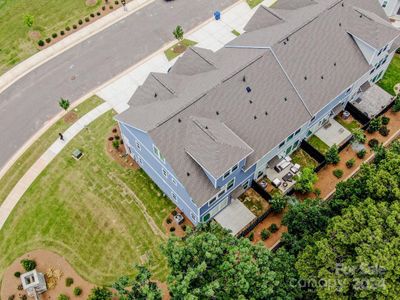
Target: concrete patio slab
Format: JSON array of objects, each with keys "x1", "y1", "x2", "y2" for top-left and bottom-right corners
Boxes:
[
  {"x1": 315, "y1": 119, "x2": 352, "y2": 147},
  {"x1": 215, "y1": 198, "x2": 256, "y2": 235}
]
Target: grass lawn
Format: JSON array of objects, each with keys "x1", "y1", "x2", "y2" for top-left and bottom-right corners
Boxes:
[
  {"x1": 308, "y1": 135, "x2": 330, "y2": 155},
  {"x1": 231, "y1": 29, "x2": 241, "y2": 36},
  {"x1": 164, "y1": 39, "x2": 197, "y2": 61},
  {"x1": 247, "y1": 0, "x2": 264, "y2": 8},
  {"x1": 334, "y1": 116, "x2": 361, "y2": 133},
  {"x1": 0, "y1": 0, "x2": 103, "y2": 74},
  {"x1": 291, "y1": 148, "x2": 318, "y2": 169},
  {"x1": 0, "y1": 110, "x2": 175, "y2": 285},
  {"x1": 378, "y1": 54, "x2": 400, "y2": 96},
  {"x1": 0, "y1": 96, "x2": 103, "y2": 206}
]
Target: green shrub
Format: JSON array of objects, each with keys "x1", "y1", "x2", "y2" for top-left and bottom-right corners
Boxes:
[
  {"x1": 112, "y1": 139, "x2": 120, "y2": 149},
  {"x1": 333, "y1": 169, "x2": 344, "y2": 178},
  {"x1": 57, "y1": 294, "x2": 69, "y2": 300},
  {"x1": 37, "y1": 40, "x2": 44, "y2": 46},
  {"x1": 110, "y1": 5, "x2": 114, "y2": 9},
  {"x1": 351, "y1": 128, "x2": 366, "y2": 144},
  {"x1": 20, "y1": 296, "x2": 27, "y2": 300},
  {"x1": 170, "y1": 227, "x2": 175, "y2": 232},
  {"x1": 66, "y1": 26, "x2": 71, "y2": 31},
  {"x1": 382, "y1": 116, "x2": 390, "y2": 125},
  {"x1": 269, "y1": 194, "x2": 289, "y2": 213},
  {"x1": 392, "y1": 96, "x2": 400, "y2": 112},
  {"x1": 97, "y1": 12, "x2": 101, "y2": 16},
  {"x1": 379, "y1": 125, "x2": 390, "y2": 137},
  {"x1": 102, "y1": 6, "x2": 106, "y2": 10},
  {"x1": 357, "y1": 149, "x2": 366, "y2": 159},
  {"x1": 261, "y1": 229, "x2": 270, "y2": 241},
  {"x1": 115, "y1": 0, "x2": 119, "y2": 4},
  {"x1": 14, "y1": 271, "x2": 21, "y2": 278},
  {"x1": 52, "y1": 33, "x2": 57, "y2": 38},
  {"x1": 20, "y1": 259, "x2": 36, "y2": 271},
  {"x1": 325, "y1": 145, "x2": 340, "y2": 165},
  {"x1": 65, "y1": 277, "x2": 74, "y2": 287},
  {"x1": 73, "y1": 287, "x2": 82, "y2": 296},
  {"x1": 78, "y1": 19, "x2": 83, "y2": 25},
  {"x1": 73, "y1": 24, "x2": 78, "y2": 29},
  {"x1": 85, "y1": 17, "x2": 90, "y2": 22},
  {"x1": 45, "y1": 37, "x2": 51, "y2": 43},
  {"x1": 166, "y1": 218, "x2": 172, "y2": 224},
  {"x1": 368, "y1": 138, "x2": 379, "y2": 149},
  {"x1": 346, "y1": 158, "x2": 355, "y2": 168},
  {"x1": 314, "y1": 188, "x2": 321, "y2": 197},
  {"x1": 269, "y1": 223, "x2": 278, "y2": 233},
  {"x1": 90, "y1": 13, "x2": 95, "y2": 18},
  {"x1": 60, "y1": 30, "x2": 65, "y2": 36},
  {"x1": 248, "y1": 232, "x2": 254, "y2": 241},
  {"x1": 367, "y1": 117, "x2": 382, "y2": 133},
  {"x1": 8, "y1": 295, "x2": 15, "y2": 300}
]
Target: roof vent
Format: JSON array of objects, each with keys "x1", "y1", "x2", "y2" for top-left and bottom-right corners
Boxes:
[
  {"x1": 242, "y1": 75, "x2": 246, "y2": 82},
  {"x1": 304, "y1": 76, "x2": 307, "y2": 80},
  {"x1": 154, "y1": 92, "x2": 158, "y2": 98},
  {"x1": 265, "y1": 111, "x2": 268, "y2": 116},
  {"x1": 246, "y1": 86, "x2": 252, "y2": 93},
  {"x1": 205, "y1": 126, "x2": 208, "y2": 129},
  {"x1": 283, "y1": 41, "x2": 287, "y2": 45},
  {"x1": 339, "y1": 22, "x2": 341, "y2": 27},
  {"x1": 334, "y1": 62, "x2": 337, "y2": 67},
  {"x1": 321, "y1": 75, "x2": 324, "y2": 80},
  {"x1": 254, "y1": 115, "x2": 257, "y2": 120},
  {"x1": 342, "y1": 2, "x2": 344, "y2": 7},
  {"x1": 284, "y1": 97, "x2": 287, "y2": 101},
  {"x1": 216, "y1": 111, "x2": 219, "y2": 115},
  {"x1": 359, "y1": 14, "x2": 362, "y2": 18},
  {"x1": 187, "y1": 172, "x2": 190, "y2": 177},
  {"x1": 249, "y1": 100, "x2": 253, "y2": 104},
  {"x1": 178, "y1": 118, "x2": 181, "y2": 123}
]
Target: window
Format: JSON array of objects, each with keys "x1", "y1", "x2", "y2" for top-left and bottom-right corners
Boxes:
[
  {"x1": 242, "y1": 180, "x2": 249, "y2": 190},
  {"x1": 293, "y1": 140, "x2": 300, "y2": 149},
  {"x1": 295, "y1": 128, "x2": 301, "y2": 135},
  {"x1": 171, "y1": 177, "x2": 177, "y2": 186},
  {"x1": 227, "y1": 178, "x2": 235, "y2": 191},
  {"x1": 279, "y1": 141, "x2": 285, "y2": 148},
  {"x1": 231, "y1": 164, "x2": 238, "y2": 172},
  {"x1": 171, "y1": 192, "x2": 177, "y2": 201},
  {"x1": 370, "y1": 68, "x2": 375, "y2": 75},
  {"x1": 382, "y1": 1, "x2": 387, "y2": 8},
  {"x1": 190, "y1": 212, "x2": 196, "y2": 222},
  {"x1": 307, "y1": 130, "x2": 312, "y2": 137},
  {"x1": 153, "y1": 145, "x2": 160, "y2": 157},
  {"x1": 203, "y1": 213, "x2": 211, "y2": 222},
  {"x1": 209, "y1": 197, "x2": 217, "y2": 206},
  {"x1": 162, "y1": 169, "x2": 168, "y2": 178},
  {"x1": 218, "y1": 190, "x2": 225, "y2": 198},
  {"x1": 286, "y1": 145, "x2": 293, "y2": 155},
  {"x1": 135, "y1": 140, "x2": 141, "y2": 150},
  {"x1": 257, "y1": 170, "x2": 263, "y2": 179},
  {"x1": 138, "y1": 156, "x2": 143, "y2": 166},
  {"x1": 287, "y1": 133, "x2": 294, "y2": 141},
  {"x1": 310, "y1": 116, "x2": 316, "y2": 123},
  {"x1": 223, "y1": 170, "x2": 230, "y2": 179},
  {"x1": 346, "y1": 87, "x2": 351, "y2": 94},
  {"x1": 377, "y1": 49, "x2": 382, "y2": 56}
]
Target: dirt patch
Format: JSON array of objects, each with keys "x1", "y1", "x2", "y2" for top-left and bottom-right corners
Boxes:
[
  {"x1": 163, "y1": 208, "x2": 193, "y2": 238},
  {"x1": 172, "y1": 44, "x2": 187, "y2": 54},
  {"x1": 29, "y1": 31, "x2": 41, "y2": 40},
  {"x1": 63, "y1": 111, "x2": 78, "y2": 124},
  {"x1": 1, "y1": 249, "x2": 94, "y2": 300},
  {"x1": 247, "y1": 210, "x2": 287, "y2": 249},
  {"x1": 239, "y1": 188, "x2": 270, "y2": 217},
  {"x1": 86, "y1": 0, "x2": 98, "y2": 6},
  {"x1": 106, "y1": 126, "x2": 139, "y2": 170}
]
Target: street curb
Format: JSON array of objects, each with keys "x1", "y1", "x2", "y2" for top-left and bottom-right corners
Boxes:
[
  {"x1": 0, "y1": 0, "x2": 154, "y2": 95},
  {"x1": 0, "y1": 0, "x2": 245, "y2": 181}
]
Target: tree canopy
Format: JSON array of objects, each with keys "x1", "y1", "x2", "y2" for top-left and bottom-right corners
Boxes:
[
  {"x1": 162, "y1": 223, "x2": 301, "y2": 299},
  {"x1": 296, "y1": 199, "x2": 400, "y2": 299}
]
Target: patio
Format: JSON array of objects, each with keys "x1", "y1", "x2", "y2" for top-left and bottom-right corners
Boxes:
[
  {"x1": 214, "y1": 198, "x2": 256, "y2": 235},
  {"x1": 314, "y1": 118, "x2": 352, "y2": 147},
  {"x1": 262, "y1": 156, "x2": 300, "y2": 194},
  {"x1": 353, "y1": 84, "x2": 394, "y2": 118}
]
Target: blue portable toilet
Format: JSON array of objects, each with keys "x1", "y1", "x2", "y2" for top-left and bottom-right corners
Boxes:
[{"x1": 214, "y1": 11, "x2": 221, "y2": 20}]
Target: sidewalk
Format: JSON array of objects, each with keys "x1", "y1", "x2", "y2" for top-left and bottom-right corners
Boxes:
[
  {"x1": 0, "y1": 0, "x2": 153, "y2": 95},
  {"x1": 0, "y1": 0, "x2": 272, "y2": 230}
]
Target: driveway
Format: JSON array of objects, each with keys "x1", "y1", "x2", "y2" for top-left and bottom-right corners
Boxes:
[{"x1": 0, "y1": 0, "x2": 237, "y2": 170}]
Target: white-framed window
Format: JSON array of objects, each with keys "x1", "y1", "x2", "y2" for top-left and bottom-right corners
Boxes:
[
  {"x1": 227, "y1": 178, "x2": 235, "y2": 191},
  {"x1": 231, "y1": 164, "x2": 238, "y2": 172},
  {"x1": 242, "y1": 180, "x2": 250, "y2": 190},
  {"x1": 171, "y1": 176, "x2": 177, "y2": 186},
  {"x1": 162, "y1": 168, "x2": 168, "y2": 178},
  {"x1": 209, "y1": 197, "x2": 217, "y2": 206},
  {"x1": 135, "y1": 140, "x2": 141, "y2": 150},
  {"x1": 171, "y1": 192, "x2": 177, "y2": 201},
  {"x1": 138, "y1": 155, "x2": 143, "y2": 166},
  {"x1": 190, "y1": 212, "x2": 196, "y2": 222},
  {"x1": 152, "y1": 144, "x2": 166, "y2": 163},
  {"x1": 223, "y1": 170, "x2": 230, "y2": 179},
  {"x1": 218, "y1": 190, "x2": 225, "y2": 198}
]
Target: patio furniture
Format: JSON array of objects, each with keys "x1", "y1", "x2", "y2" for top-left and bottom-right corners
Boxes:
[
  {"x1": 275, "y1": 160, "x2": 291, "y2": 172},
  {"x1": 272, "y1": 178, "x2": 282, "y2": 188},
  {"x1": 282, "y1": 172, "x2": 294, "y2": 182},
  {"x1": 290, "y1": 164, "x2": 301, "y2": 174},
  {"x1": 260, "y1": 181, "x2": 267, "y2": 188},
  {"x1": 174, "y1": 213, "x2": 184, "y2": 225}
]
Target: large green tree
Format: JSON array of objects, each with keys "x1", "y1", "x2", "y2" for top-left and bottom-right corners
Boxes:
[
  {"x1": 162, "y1": 223, "x2": 301, "y2": 299},
  {"x1": 296, "y1": 199, "x2": 400, "y2": 299},
  {"x1": 113, "y1": 266, "x2": 162, "y2": 300}
]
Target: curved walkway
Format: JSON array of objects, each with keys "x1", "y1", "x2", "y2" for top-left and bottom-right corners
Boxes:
[{"x1": 0, "y1": 0, "x2": 273, "y2": 231}]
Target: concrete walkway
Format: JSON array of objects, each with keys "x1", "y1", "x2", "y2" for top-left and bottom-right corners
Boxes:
[{"x1": 0, "y1": 0, "x2": 273, "y2": 230}]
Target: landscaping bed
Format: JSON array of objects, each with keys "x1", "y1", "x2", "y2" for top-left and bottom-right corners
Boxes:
[
  {"x1": 378, "y1": 54, "x2": 400, "y2": 96},
  {"x1": 239, "y1": 188, "x2": 270, "y2": 217},
  {"x1": 291, "y1": 148, "x2": 318, "y2": 169},
  {"x1": 307, "y1": 135, "x2": 329, "y2": 154},
  {"x1": 164, "y1": 39, "x2": 197, "y2": 61},
  {"x1": 334, "y1": 114, "x2": 361, "y2": 132},
  {"x1": 247, "y1": 0, "x2": 264, "y2": 9},
  {"x1": 0, "y1": 95, "x2": 104, "y2": 206},
  {"x1": 1, "y1": 250, "x2": 94, "y2": 300},
  {"x1": 163, "y1": 208, "x2": 193, "y2": 238},
  {"x1": 0, "y1": 111, "x2": 175, "y2": 285}
]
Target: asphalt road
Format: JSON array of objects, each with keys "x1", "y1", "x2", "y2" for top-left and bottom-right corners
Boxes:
[{"x1": 0, "y1": 0, "x2": 237, "y2": 170}]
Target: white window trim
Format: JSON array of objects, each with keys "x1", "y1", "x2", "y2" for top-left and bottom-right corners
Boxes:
[{"x1": 162, "y1": 168, "x2": 168, "y2": 178}]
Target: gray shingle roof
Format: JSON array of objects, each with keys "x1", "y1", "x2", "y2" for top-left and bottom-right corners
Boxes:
[{"x1": 116, "y1": 0, "x2": 398, "y2": 206}]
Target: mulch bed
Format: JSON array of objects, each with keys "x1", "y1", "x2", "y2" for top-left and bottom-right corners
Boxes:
[
  {"x1": 63, "y1": 111, "x2": 78, "y2": 124},
  {"x1": 163, "y1": 208, "x2": 193, "y2": 238},
  {"x1": 106, "y1": 126, "x2": 139, "y2": 170}
]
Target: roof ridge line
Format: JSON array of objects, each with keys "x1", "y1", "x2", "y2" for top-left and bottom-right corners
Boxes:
[
  {"x1": 189, "y1": 47, "x2": 215, "y2": 66},
  {"x1": 268, "y1": 48, "x2": 313, "y2": 117},
  {"x1": 260, "y1": 4, "x2": 284, "y2": 21},
  {"x1": 191, "y1": 117, "x2": 218, "y2": 142},
  {"x1": 151, "y1": 73, "x2": 176, "y2": 95}
]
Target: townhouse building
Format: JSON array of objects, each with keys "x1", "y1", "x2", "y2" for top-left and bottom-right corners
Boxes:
[
  {"x1": 379, "y1": 0, "x2": 400, "y2": 17},
  {"x1": 116, "y1": 0, "x2": 399, "y2": 225}
]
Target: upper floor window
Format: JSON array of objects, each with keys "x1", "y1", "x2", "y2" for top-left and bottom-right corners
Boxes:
[
  {"x1": 135, "y1": 140, "x2": 141, "y2": 150},
  {"x1": 227, "y1": 178, "x2": 235, "y2": 191},
  {"x1": 171, "y1": 177, "x2": 177, "y2": 186},
  {"x1": 295, "y1": 128, "x2": 301, "y2": 135},
  {"x1": 162, "y1": 168, "x2": 168, "y2": 178},
  {"x1": 218, "y1": 190, "x2": 225, "y2": 198},
  {"x1": 231, "y1": 164, "x2": 238, "y2": 172},
  {"x1": 209, "y1": 197, "x2": 217, "y2": 206},
  {"x1": 153, "y1": 144, "x2": 165, "y2": 163},
  {"x1": 223, "y1": 170, "x2": 230, "y2": 179},
  {"x1": 287, "y1": 133, "x2": 294, "y2": 141},
  {"x1": 279, "y1": 141, "x2": 285, "y2": 148}
]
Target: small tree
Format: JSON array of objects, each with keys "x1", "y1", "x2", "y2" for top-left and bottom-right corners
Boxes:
[
  {"x1": 23, "y1": 14, "x2": 34, "y2": 28},
  {"x1": 112, "y1": 139, "x2": 120, "y2": 149},
  {"x1": 392, "y1": 95, "x2": 400, "y2": 112},
  {"x1": 57, "y1": 295, "x2": 69, "y2": 300},
  {"x1": 351, "y1": 128, "x2": 366, "y2": 144},
  {"x1": 367, "y1": 117, "x2": 382, "y2": 133},
  {"x1": 261, "y1": 229, "x2": 270, "y2": 240},
  {"x1": 269, "y1": 194, "x2": 292, "y2": 213},
  {"x1": 87, "y1": 287, "x2": 112, "y2": 300},
  {"x1": 73, "y1": 287, "x2": 82, "y2": 296},
  {"x1": 173, "y1": 25, "x2": 184, "y2": 42},
  {"x1": 294, "y1": 167, "x2": 318, "y2": 194},
  {"x1": 59, "y1": 98, "x2": 70, "y2": 111},
  {"x1": 325, "y1": 144, "x2": 340, "y2": 165}
]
